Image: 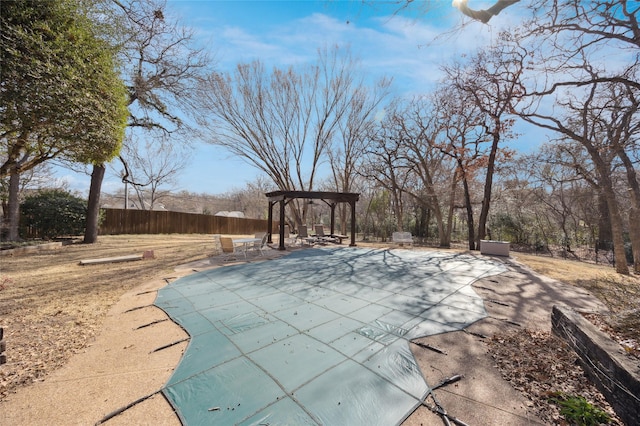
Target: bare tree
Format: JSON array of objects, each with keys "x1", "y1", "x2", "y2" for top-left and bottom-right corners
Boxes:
[
  {"x1": 601, "y1": 83, "x2": 640, "y2": 272},
  {"x1": 365, "y1": 99, "x2": 455, "y2": 246},
  {"x1": 431, "y1": 84, "x2": 496, "y2": 250},
  {"x1": 442, "y1": 40, "x2": 524, "y2": 248},
  {"x1": 519, "y1": 80, "x2": 636, "y2": 274},
  {"x1": 328, "y1": 78, "x2": 391, "y2": 234},
  {"x1": 401, "y1": 99, "x2": 457, "y2": 247},
  {"x1": 510, "y1": 1, "x2": 639, "y2": 273},
  {"x1": 117, "y1": 135, "x2": 190, "y2": 210},
  {"x1": 361, "y1": 101, "x2": 412, "y2": 236},
  {"x1": 533, "y1": 145, "x2": 600, "y2": 254},
  {"x1": 197, "y1": 46, "x2": 378, "y2": 227},
  {"x1": 490, "y1": 157, "x2": 551, "y2": 247},
  {"x1": 84, "y1": 0, "x2": 209, "y2": 243}
]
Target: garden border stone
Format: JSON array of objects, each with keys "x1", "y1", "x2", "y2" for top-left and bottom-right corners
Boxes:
[
  {"x1": 0, "y1": 242, "x2": 63, "y2": 257},
  {"x1": 552, "y1": 305, "x2": 640, "y2": 425}
]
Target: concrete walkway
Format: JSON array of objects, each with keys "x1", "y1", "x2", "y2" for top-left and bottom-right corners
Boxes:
[{"x1": 405, "y1": 254, "x2": 607, "y2": 425}]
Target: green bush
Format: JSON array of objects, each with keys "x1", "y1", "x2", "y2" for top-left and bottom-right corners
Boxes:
[
  {"x1": 20, "y1": 190, "x2": 87, "y2": 239},
  {"x1": 548, "y1": 392, "x2": 611, "y2": 425}
]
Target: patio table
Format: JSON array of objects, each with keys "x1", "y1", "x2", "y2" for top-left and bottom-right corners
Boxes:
[{"x1": 232, "y1": 237, "x2": 261, "y2": 258}]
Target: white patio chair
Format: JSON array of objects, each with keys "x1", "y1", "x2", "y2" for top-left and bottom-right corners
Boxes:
[
  {"x1": 252, "y1": 232, "x2": 269, "y2": 256},
  {"x1": 212, "y1": 234, "x2": 222, "y2": 255}
]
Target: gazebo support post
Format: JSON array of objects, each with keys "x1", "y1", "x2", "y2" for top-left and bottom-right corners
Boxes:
[
  {"x1": 330, "y1": 203, "x2": 336, "y2": 235},
  {"x1": 267, "y1": 201, "x2": 275, "y2": 244},
  {"x1": 278, "y1": 199, "x2": 286, "y2": 250},
  {"x1": 350, "y1": 200, "x2": 357, "y2": 246}
]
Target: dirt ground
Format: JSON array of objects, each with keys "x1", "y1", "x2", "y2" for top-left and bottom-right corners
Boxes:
[
  {"x1": 512, "y1": 252, "x2": 640, "y2": 358},
  {"x1": 0, "y1": 234, "x2": 221, "y2": 399},
  {"x1": 488, "y1": 252, "x2": 639, "y2": 424},
  {"x1": 0, "y1": 235, "x2": 638, "y2": 423}
]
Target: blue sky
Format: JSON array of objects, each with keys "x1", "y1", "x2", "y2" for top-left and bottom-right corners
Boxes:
[{"x1": 57, "y1": 1, "x2": 524, "y2": 196}]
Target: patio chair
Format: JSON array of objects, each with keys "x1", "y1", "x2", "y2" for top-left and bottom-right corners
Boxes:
[
  {"x1": 212, "y1": 234, "x2": 222, "y2": 255},
  {"x1": 219, "y1": 237, "x2": 239, "y2": 261},
  {"x1": 252, "y1": 232, "x2": 269, "y2": 256},
  {"x1": 296, "y1": 225, "x2": 315, "y2": 246},
  {"x1": 314, "y1": 224, "x2": 330, "y2": 243}
]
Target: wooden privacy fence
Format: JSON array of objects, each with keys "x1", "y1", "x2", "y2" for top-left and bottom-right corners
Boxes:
[{"x1": 99, "y1": 208, "x2": 277, "y2": 236}]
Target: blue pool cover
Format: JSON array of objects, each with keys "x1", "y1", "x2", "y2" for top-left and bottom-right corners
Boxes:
[{"x1": 155, "y1": 247, "x2": 507, "y2": 425}]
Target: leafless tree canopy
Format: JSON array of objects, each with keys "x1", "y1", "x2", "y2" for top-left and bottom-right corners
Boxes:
[
  {"x1": 84, "y1": 0, "x2": 210, "y2": 243},
  {"x1": 199, "y1": 47, "x2": 361, "y2": 190},
  {"x1": 195, "y1": 46, "x2": 391, "y2": 226},
  {"x1": 117, "y1": 134, "x2": 190, "y2": 210},
  {"x1": 504, "y1": 0, "x2": 640, "y2": 274}
]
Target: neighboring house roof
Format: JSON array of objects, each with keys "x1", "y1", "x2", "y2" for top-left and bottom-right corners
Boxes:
[{"x1": 214, "y1": 211, "x2": 245, "y2": 218}]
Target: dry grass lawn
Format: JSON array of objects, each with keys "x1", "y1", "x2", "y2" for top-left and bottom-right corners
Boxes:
[
  {"x1": 514, "y1": 252, "x2": 640, "y2": 352},
  {"x1": 0, "y1": 234, "x2": 220, "y2": 398}
]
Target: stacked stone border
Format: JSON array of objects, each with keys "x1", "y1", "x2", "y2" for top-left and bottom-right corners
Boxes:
[
  {"x1": 552, "y1": 305, "x2": 640, "y2": 424},
  {"x1": 0, "y1": 241, "x2": 63, "y2": 257}
]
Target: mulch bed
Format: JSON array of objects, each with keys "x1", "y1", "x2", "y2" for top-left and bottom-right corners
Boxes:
[{"x1": 487, "y1": 329, "x2": 625, "y2": 425}]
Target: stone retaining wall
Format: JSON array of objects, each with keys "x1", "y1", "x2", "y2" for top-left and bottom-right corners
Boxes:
[
  {"x1": 552, "y1": 305, "x2": 640, "y2": 425},
  {"x1": 0, "y1": 241, "x2": 63, "y2": 257}
]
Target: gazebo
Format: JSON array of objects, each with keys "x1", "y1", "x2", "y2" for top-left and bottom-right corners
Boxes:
[{"x1": 265, "y1": 190, "x2": 360, "y2": 250}]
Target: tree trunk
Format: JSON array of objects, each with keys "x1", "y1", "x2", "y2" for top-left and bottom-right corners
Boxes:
[
  {"x1": 584, "y1": 142, "x2": 630, "y2": 275},
  {"x1": 1, "y1": 190, "x2": 8, "y2": 222},
  {"x1": 459, "y1": 163, "x2": 476, "y2": 250},
  {"x1": 84, "y1": 164, "x2": 105, "y2": 244},
  {"x1": 446, "y1": 171, "x2": 457, "y2": 247},
  {"x1": 6, "y1": 168, "x2": 21, "y2": 241},
  {"x1": 600, "y1": 179, "x2": 629, "y2": 275},
  {"x1": 425, "y1": 208, "x2": 431, "y2": 240},
  {"x1": 597, "y1": 194, "x2": 612, "y2": 250},
  {"x1": 629, "y1": 208, "x2": 640, "y2": 274},
  {"x1": 615, "y1": 147, "x2": 640, "y2": 273},
  {"x1": 392, "y1": 190, "x2": 404, "y2": 233},
  {"x1": 417, "y1": 206, "x2": 428, "y2": 238},
  {"x1": 476, "y1": 131, "x2": 500, "y2": 248},
  {"x1": 463, "y1": 180, "x2": 475, "y2": 251},
  {"x1": 432, "y1": 203, "x2": 449, "y2": 248}
]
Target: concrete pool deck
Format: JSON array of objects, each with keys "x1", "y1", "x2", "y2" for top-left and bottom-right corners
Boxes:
[{"x1": 0, "y1": 244, "x2": 607, "y2": 425}]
